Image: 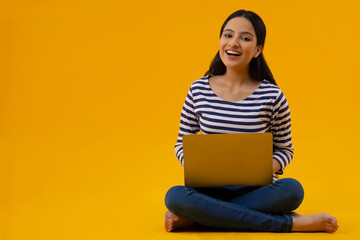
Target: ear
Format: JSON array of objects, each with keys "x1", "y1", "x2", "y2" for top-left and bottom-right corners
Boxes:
[{"x1": 254, "y1": 45, "x2": 263, "y2": 58}]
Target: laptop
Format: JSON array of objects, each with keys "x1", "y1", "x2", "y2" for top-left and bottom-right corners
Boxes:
[{"x1": 183, "y1": 133, "x2": 273, "y2": 188}]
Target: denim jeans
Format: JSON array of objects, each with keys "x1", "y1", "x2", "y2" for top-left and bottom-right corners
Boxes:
[{"x1": 165, "y1": 178, "x2": 304, "y2": 232}]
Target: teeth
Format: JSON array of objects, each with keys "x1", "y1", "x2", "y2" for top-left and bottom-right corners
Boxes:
[{"x1": 226, "y1": 50, "x2": 240, "y2": 55}]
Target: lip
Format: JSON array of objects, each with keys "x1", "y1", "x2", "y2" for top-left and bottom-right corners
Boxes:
[
  {"x1": 226, "y1": 49, "x2": 241, "y2": 54},
  {"x1": 225, "y1": 49, "x2": 242, "y2": 58}
]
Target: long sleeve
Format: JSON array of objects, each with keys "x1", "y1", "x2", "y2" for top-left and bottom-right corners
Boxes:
[
  {"x1": 270, "y1": 91, "x2": 294, "y2": 175},
  {"x1": 174, "y1": 87, "x2": 200, "y2": 167}
]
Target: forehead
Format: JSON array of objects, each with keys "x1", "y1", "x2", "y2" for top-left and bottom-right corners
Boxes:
[{"x1": 223, "y1": 17, "x2": 255, "y2": 35}]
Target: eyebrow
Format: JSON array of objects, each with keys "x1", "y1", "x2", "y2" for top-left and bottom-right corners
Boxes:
[{"x1": 223, "y1": 29, "x2": 254, "y2": 36}]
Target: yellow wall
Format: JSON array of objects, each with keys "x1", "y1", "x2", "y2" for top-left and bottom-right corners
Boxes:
[{"x1": 1, "y1": 0, "x2": 359, "y2": 239}]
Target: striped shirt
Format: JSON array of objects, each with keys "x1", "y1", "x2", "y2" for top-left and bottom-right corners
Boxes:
[{"x1": 175, "y1": 76, "x2": 294, "y2": 181}]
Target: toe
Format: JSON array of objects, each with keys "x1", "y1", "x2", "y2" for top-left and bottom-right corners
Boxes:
[
  {"x1": 167, "y1": 211, "x2": 180, "y2": 221},
  {"x1": 330, "y1": 217, "x2": 338, "y2": 227},
  {"x1": 326, "y1": 223, "x2": 338, "y2": 233},
  {"x1": 165, "y1": 220, "x2": 174, "y2": 232}
]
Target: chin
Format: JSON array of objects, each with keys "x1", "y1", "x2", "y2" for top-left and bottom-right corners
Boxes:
[{"x1": 223, "y1": 62, "x2": 243, "y2": 69}]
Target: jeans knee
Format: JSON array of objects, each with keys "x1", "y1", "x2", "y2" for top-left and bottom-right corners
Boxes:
[
  {"x1": 281, "y1": 178, "x2": 304, "y2": 205},
  {"x1": 165, "y1": 185, "x2": 187, "y2": 212}
]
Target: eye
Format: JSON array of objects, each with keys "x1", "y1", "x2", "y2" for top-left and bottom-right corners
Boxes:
[
  {"x1": 223, "y1": 33, "x2": 232, "y2": 38},
  {"x1": 241, "y1": 36, "x2": 251, "y2": 41}
]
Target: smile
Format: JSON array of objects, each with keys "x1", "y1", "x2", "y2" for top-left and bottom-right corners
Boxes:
[{"x1": 225, "y1": 49, "x2": 241, "y2": 56}]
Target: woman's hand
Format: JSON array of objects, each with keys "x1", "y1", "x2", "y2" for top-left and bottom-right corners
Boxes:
[{"x1": 272, "y1": 159, "x2": 281, "y2": 174}]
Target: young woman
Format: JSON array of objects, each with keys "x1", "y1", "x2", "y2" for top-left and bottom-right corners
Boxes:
[{"x1": 164, "y1": 10, "x2": 338, "y2": 233}]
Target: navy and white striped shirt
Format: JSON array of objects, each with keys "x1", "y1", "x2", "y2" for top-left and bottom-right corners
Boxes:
[{"x1": 175, "y1": 76, "x2": 294, "y2": 181}]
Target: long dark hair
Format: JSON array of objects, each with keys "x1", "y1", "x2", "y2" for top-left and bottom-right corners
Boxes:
[{"x1": 204, "y1": 10, "x2": 277, "y2": 86}]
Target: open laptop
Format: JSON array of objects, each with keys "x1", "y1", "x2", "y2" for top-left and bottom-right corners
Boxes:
[{"x1": 182, "y1": 133, "x2": 273, "y2": 188}]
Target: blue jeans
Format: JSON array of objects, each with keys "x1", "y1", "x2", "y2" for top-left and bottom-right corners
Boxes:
[{"x1": 165, "y1": 178, "x2": 304, "y2": 232}]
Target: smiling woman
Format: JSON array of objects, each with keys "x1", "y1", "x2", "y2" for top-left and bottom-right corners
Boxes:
[
  {"x1": 219, "y1": 18, "x2": 262, "y2": 73},
  {"x1": 164, "y1": 10, "x2": 339, "y2": 233}
]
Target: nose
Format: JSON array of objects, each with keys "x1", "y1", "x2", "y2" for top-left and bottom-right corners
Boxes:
[{"x1": 228, "y1": 38, "x2": 240, "y2": 47}]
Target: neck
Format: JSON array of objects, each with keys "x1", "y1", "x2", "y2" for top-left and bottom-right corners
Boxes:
[{"x1": 224, "y1": 67, "x2": 252, "y2": 87}]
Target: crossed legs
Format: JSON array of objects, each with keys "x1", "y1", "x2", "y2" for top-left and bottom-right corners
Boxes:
[{"x1": 164, "y1": 178, "x2": 338, "y2": 233}]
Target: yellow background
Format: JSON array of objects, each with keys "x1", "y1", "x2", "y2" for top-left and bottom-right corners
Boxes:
[{"x1": 0, "y1": 0, "x2": 359, "y2": 239}]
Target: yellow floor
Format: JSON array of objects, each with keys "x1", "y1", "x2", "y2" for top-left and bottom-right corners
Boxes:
[
  {"x1": 4, "y1": 186, "x2": 359, "y2": 240},
  {"x1": 2, "y1": 140, "x2": 359, "y2": 240}
]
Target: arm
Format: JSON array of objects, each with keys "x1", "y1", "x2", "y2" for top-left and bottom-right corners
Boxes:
[
  {"x1": 270, "y1": 90, "x2": 294, "y2": 175},
  {"x1": 174, "y1": 87, "x2": 200, "y2": 167}
]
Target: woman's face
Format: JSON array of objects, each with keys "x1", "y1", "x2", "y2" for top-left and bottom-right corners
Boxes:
[{"x1": 219, "y1": 17, "x2": 262, "y2": 71}]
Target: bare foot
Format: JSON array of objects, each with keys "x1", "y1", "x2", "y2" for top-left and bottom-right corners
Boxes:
[
  {"x1": 291, "y1": 212, "x2": 339, "y2": 233},
  {"x1": 165, "y1": 211, "x2": 194, "y2": 232}
]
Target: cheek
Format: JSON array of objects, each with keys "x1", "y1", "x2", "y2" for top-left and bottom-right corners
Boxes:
[
  {"x1": 219, "y1": 41, "x2": 225, "y2": 50},
  {"x1": 219, "y1": 44, "x2": 226, "y2": 58},
  {"x1": 218, "y1": 42, "x2": 225, "y2": 57},
  {"x1": 244, "y1": 44, "x2": 257, "y2": 55}
]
